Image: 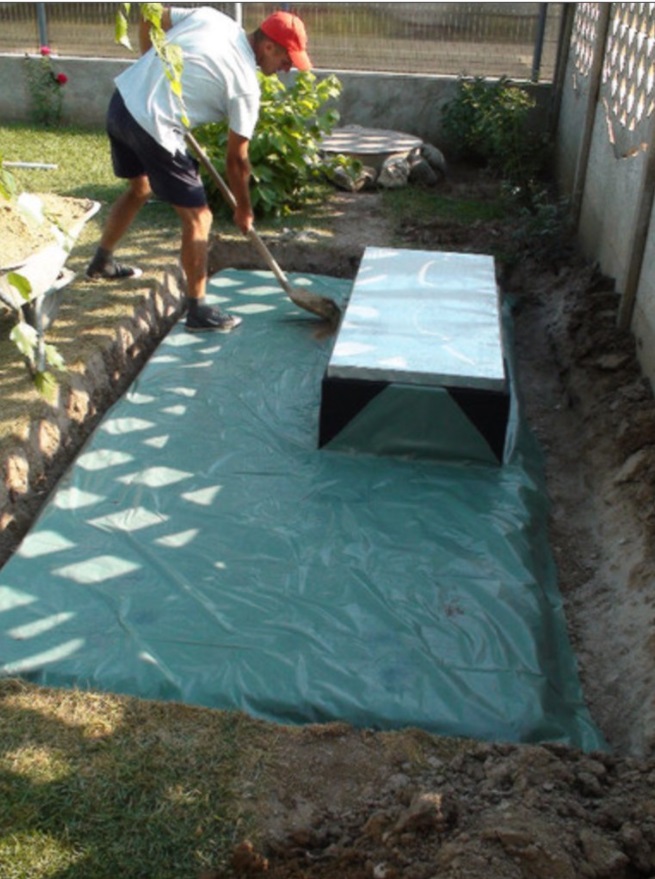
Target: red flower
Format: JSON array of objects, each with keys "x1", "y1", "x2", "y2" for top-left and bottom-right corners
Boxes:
[
  {"x1": 56, "y1": 73, "x2": 68, "y2": 85},
  {"x1": 39, "y1": 45, "x2": 51, "y2": 56}
]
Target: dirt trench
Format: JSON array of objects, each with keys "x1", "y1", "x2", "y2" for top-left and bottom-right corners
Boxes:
[{"x1": 205, "y1": 192, "x2": 655, "y2": 879}]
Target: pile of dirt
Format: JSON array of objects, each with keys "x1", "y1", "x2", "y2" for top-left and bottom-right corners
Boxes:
[
  {"x1": 0, "y1": 193, "x2": 96, "y2": 269},
  {"x1": 216, "y1": 728, "x2": 655, "y2": 879},
  {"x1": 3, "y1": 172, "x2": 655, "y2": 879}
]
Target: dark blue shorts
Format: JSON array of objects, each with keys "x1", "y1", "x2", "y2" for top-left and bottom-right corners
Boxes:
[{"x1": 106, "y1": 90, "x2": 207, "y2": 208}]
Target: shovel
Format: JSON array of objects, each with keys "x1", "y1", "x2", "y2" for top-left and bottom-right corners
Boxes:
[{"x1": 185, "y1": 132, "x2": 341, "y2": 325}]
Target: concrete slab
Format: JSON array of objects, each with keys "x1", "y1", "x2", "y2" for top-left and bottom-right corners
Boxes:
[
  {"x1": 320, "y1": 247, "x2": 510, "y2": 462},
  {"x1": 329, "y1": 247, "x2": 506, "y2": 391},
  {"x1": 320, "y1": 125, "x2": 422, "y2": 169}
]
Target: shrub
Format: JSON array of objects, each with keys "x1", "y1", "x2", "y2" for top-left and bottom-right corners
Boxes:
[
  {"x1": 195, "y1": 72, "x2": 347, "y2": 219},
  {"x1": 24, "y1": 46, "x2": 69, "y2": 127},
  {"x1": 441, "y1": 76, "x2": 550, "y2": 191}
]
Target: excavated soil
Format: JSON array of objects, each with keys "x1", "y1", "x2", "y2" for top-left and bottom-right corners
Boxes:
[{"x1": 2, "y1": 176, "x2": 655, "y2": 879}]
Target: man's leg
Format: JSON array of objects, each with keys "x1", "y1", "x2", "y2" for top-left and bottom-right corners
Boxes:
[
  {"x1": 175, "y1": 203, "x2": 242, "y2": 333},
  {"x1": 86, "y1": 175, "x2": 152, "y2": 280},
  {"x1": 174, "y1": 203, "x2": 213, "y2": 300}
]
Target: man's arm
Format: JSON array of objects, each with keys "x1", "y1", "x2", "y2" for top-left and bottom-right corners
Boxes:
[
  {"x1": 139, "y1": 6, "x2": 173, "y2": 55},
  {"x1": 226, "y1": 130, "x2": 254, "y2": 235}
]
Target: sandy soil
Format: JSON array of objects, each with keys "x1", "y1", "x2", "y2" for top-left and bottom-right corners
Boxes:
[
  {"x1": 0, "y1": 193, "x2": 96, "y2": 270},
  {"x1": 2, "y1": 178, "x2": 655, "y2": 879}
]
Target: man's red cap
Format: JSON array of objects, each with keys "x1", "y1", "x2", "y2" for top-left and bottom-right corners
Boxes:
[{"x1": 260, "y1": 11, "x2": 312, "y2": 71}]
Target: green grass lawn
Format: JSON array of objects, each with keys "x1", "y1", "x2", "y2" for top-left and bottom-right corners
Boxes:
[{"x1": 0, "y1": 680, "x2": 275, "y2": 879}]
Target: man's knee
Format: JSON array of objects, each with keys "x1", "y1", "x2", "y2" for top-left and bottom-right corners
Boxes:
[
  {"x1": 176, "y1": 204, "x2": 213, "y2": 238},
  {"x1": 128, "y1": 175, "x2": 153, "y2": 202}
]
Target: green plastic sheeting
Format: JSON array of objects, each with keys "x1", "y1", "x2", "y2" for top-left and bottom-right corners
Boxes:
[
  {"x1": 326, "y1": 384, "x2": 501, "y2": 463},
  {"x1": 0, "y1": 269, "x2": 605, "y2": 751}
]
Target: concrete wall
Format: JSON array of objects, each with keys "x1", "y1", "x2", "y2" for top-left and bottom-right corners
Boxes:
[
  {"x1": 0, "y1": 54, "x2": 127, "y2": 130},
  {"x1": 577, "y1": 112, "x2": 646, "y2": 294},
  {"x1": 633, "y1": 198, "x2": 655, "y2": 383},
  {"x1": 0, "y1": 53, "x2": 550, "y2": 151},
  {"x1": 555, "y1": 4, "x2": 655, "y2": 390}
]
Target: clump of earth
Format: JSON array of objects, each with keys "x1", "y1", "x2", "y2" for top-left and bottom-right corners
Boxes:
[{"x1": 2, "y1": 173, "x2": 655, "y2": 879}]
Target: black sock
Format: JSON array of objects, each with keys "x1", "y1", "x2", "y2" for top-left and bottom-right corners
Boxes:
[
  {"x1": 89, "y1": 246, "x2": 114, "y2": 272},
  {"x1": 187, "y1": 298, "x2": 207, "y2": 315}
]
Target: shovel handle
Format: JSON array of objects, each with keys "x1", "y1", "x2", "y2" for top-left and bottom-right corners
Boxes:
[{"x1": 185, "y1": 132, "x2": 295, "y2": 296}]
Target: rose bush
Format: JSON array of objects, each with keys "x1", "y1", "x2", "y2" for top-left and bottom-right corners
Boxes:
[{"x1": 24, "y1": 46, "x2": 68, "y2": 126}]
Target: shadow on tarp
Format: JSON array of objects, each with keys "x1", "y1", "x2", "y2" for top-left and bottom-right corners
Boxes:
[{"x1": 0, "y1": 269, "x2": 606, "y2": 752}]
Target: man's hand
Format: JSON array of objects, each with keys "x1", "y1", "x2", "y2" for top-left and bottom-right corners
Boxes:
[
  {"x1": 226, "y1": 130, "x2": 254, "y2": 236},
  {"x1": 233, "y1": 205, "x2": 255, "y2": 236}
]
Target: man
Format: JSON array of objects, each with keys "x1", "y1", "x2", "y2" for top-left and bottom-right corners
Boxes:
[{"x1": 85, "y1": 6, "x2": 312, "y2": 332}]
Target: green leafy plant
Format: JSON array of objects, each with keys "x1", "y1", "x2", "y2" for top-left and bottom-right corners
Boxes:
[
  {"x1": 8, "y1": 297, "x2": 66, "y2": 399},
  {"x1": 442, "y1": 76, "x2": 550, "y2": 193},
  {"x1": 195, "y1": 72, "x2": 347, "y2": 219},
  {"x1": 24, "y1": 46, "x2": 68, "y2": 127}
]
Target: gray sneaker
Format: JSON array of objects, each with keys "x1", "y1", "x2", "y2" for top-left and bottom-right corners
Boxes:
[{"x1": 185, "y1": 305, "x2": 242, "y2": 333}]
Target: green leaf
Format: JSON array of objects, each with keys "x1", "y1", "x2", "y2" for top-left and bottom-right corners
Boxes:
[
  {"x1": 34, "y1": 370, "x2": 58, "y2": 399},
  {"x1": 141, "y1": 2, "x2": 164, "y2": 28},
  {"x1": 7, "y1": 272, "x2": 32, "y2": 301},
  {"x1": 0, "y1": 158, "x2": 17, "y2": 202},
  {"x1": 9, "y1": 321, "x2": 38, "y2": 362},
  {"x1": 115, "y1": 5, "x2": 132, "y2": 50},
  {"x1": 45, "y1": 344, "x2": 67, "y2": 372}
]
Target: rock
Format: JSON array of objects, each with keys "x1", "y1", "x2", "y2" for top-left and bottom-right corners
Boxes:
[
  {"x1": 393, "y1": 791, "x2": 458, "y2": 834},
  {"x1": 328, "y1": 164, "x2": 377, "y2": 192},
  {"x1": 372, "y1": 863, "x2": 397, "y2": 879},
  {"x1": 408, "y1": 153, "x2": 441, "y2": 187},
  {"x1": 421, "y1": 142, "x2": 448, "y2": 176},
  {"x1": 378, "y1": 154, "x2": 410, "y2": 188}
]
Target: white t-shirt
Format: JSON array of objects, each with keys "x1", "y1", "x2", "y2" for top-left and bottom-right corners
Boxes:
[{"x1": 115, "y1": 7, "x2": 260, "y2": 155}]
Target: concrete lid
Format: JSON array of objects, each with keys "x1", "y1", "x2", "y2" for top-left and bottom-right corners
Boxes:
[{"x1": 320, "y1": 125, "x2": 422, "y2": 157}]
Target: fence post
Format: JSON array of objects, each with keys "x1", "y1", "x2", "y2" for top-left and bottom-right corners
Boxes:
[
  {"x1": 531, "y1": 4, "x2": 548, "y2": 82},
  {"x1": 570, "y1": 4, "x2": 611, "y2": 227},
  {"x1": 36, "y1": 2, "x2": 48, "y2": 48},
  {"x1": 549, "y1": 3, "x2": 576, "y2": 135},
  {"x1": 617, "y1": 111, "x2": 655, "y2": 331}
]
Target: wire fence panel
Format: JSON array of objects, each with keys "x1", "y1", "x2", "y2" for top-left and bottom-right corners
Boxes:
[
  {"x1": 0, "y1": 2, "x2": 562, "y2": 80},
  {"x1": 242, "y1": 3, "x2": 562, "y2": 79}
]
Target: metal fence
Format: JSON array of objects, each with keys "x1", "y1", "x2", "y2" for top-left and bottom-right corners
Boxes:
[{"x1": 0, "y1": 2, "x2": 563, "y2": 81}]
